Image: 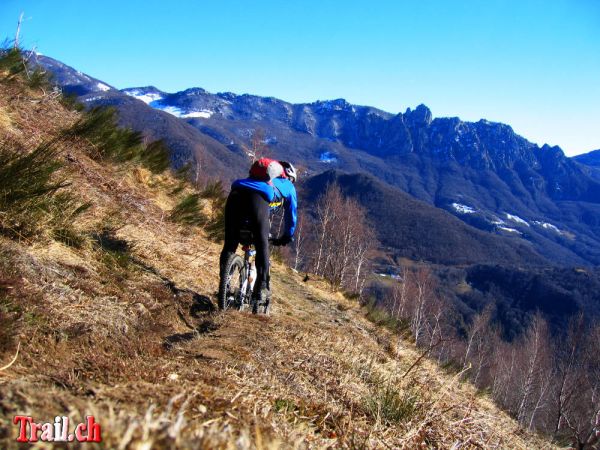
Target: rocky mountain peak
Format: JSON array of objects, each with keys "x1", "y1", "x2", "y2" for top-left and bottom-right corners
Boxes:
[{"x1": 404, "y1": 104, "x2": 432, "y2": 126}]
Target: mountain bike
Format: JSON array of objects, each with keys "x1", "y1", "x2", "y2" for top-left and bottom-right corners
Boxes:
[
  {"x1": 218, "y1": 229, "x2": 279, "y2": 315},
  {"x1": 218, "y1": 198, "x2": 285, "y2": 315}
]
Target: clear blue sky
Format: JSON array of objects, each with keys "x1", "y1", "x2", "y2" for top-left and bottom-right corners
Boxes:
[{"x1": 2, "y1": 0, "x2": 599, "y2": 155}]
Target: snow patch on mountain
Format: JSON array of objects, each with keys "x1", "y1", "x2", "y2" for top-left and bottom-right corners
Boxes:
[
  {"x1": 452, "y1": 203, "x2": 477, "y2": 214},
  {"x1": 319, "y1": 152, "x2": 337, "y2": 163},
  {"x1": 155, "y1": 105, "x2": 213, "y2": 119},
  {"x1": 124, "y1": 89, "x2": 164, "y2": 104},
  {"x1": 506, "y1": 213, "x2": 529, "y2": 226},
  {"x1": 96, "y1": 82, "x2": 111, "y2": 92},
  {"x1": 498, "y1": 226, "x2": 522, "y2": 235},
  {"x1": 533, "y1": 221, "x2": 562, "y2": 234},
  {"x1": 183, "y1": 110, "x2": 214, "y2": 119}
]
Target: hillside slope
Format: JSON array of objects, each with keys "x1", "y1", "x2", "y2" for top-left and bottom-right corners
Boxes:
[
  {"x1": 302, "y1": 170, "x2": 551, "y2": 266},
  {"x1": 574, "y1": 149, "x2": 600, "y2": 181},
  {"x1": 0, "y1": 65, "x2": 556, "y2": 449}
]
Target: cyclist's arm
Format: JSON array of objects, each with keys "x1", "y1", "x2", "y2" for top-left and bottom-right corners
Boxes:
[{"x1": 283, "y1": 182, "x2": 297, "y2": 238}]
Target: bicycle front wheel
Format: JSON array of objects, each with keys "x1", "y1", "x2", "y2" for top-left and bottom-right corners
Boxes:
[{"x1": 218, "y1": 254, "x2": 246, "y2": 311}]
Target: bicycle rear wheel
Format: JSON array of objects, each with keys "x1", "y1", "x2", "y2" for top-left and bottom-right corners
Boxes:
[{"x1": 218, "y1": 254, "x2": 246, "y2": 311}]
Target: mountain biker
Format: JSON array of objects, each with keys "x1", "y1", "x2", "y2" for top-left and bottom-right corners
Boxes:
[{"x1": 219, "y1": 159, "x2": 298, "y2": 310}]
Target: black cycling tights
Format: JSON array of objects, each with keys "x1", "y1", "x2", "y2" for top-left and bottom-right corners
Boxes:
[{"x1": 219, "y1": 188, "x2": 270, "y2": 297}]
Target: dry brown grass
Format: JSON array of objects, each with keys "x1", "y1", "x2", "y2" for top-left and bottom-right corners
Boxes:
[{"x1": 0, "y1": 76, "x2": 557, "y2": 449}]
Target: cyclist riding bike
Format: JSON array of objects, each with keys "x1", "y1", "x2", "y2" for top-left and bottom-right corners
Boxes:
[{"x1": 218, "y1": 159, "x2": 297, "y2": 311}]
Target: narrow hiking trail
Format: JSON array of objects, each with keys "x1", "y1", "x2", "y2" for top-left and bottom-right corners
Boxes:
[{"x1": 0, "y1": 77, "x2": 554, "y2": 448}]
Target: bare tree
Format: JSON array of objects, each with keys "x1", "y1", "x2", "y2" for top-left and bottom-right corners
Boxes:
[
  {"x1": 14, "y1": 12, "x2": 24, "y2": 49},
  {"x1": 557, "y1": 322, "x2": 600, "y2": 449},
  {"x1": 462, "y1": 307, "x2": 493, "y2": 373},
  {"x1": 410, "y1": 268, "x2": 435, "y2": 345},
  {"x1": 312, "y1": 183, "x2": 341, "y2": 276},
  {"x1": 310, "y1": 183, "x2": 376, "y2": 293},
  {"x1": 515, "y1": 313, "x2": 552, "y2": 427},
  {"x1": 292, "y1": 210, "x2": 307, "y2": 271},
  {"x1": 248, "y1": 128, "x2": 268, "y2": 162},
  {"x1": 551, "y1": 313, "x2": 586, "y2": 437}
]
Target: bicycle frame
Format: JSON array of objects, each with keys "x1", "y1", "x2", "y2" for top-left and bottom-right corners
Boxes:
[{"x1": 237, "y1": 244, "x2": 256, "y2": 310}]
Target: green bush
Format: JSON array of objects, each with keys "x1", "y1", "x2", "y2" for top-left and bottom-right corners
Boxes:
[
  {"x1": 49, "y1": 193, "x2": 91, "y2": 248},
  {"x1": 67, "y1": 108, "x2": 173, "y2": 173},
  {"x1": 0, "y1": 141, "x2": 67, "y2": 238},
  {"x1": 364, "y1": 299, "x2": 402, "y2": 331},
  {"x1": 140, "y1": 139, "x2": 171, "y2": 174},
  {"x1": 200, "y1": 180, "x2": 226, "y2": 242},
  {"x1": 25, "y1": 67, "x2": 50, "y2": 89},
  {"x1": 169, "y1": 194, "x2": 206, "y2": 226},
  {"x1": 205, "y1": 204, "x2": 225, "y2": 242},
  {"x1": 0, "y1": 45, "x2": 25, "y2": 80},
  {"x1": 364, "y1": 384, "x2": 419, "y2": 425},
  {"x1": 0, "y1": 45, "x2": 51, "y2": 89},
  {"x1": 200, "y1": 180, "x2": 225, "y2": 200},
  {"x1": 0, "y1": 141, "x2": 90, "y2": 242},
  {"x1": 60, "y1": 92, "x2": 85, "y2": 112},
  {"x1": 174, "y1": 162, "x2": 192, "y2": 181},
  {"x1": 66, "y1": 107, "x2": 144, "y2": 162},
  {"x1": 169, "y1": 182, "x2": 186, "y2": 197}
]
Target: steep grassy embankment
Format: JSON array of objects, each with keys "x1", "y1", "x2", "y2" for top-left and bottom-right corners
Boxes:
[{"x1": 0, "y1": 72, "x2": 553, "y2": 448}]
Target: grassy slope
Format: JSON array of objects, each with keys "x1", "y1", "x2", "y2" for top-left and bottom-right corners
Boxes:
[{"x1": 0, "y1": 79, "x2": 553, "y2": 449}]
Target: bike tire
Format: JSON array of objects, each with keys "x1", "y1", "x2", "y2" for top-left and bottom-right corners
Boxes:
[{"x1": 218, "y1": 254, "x2": 245, "y2": 311}]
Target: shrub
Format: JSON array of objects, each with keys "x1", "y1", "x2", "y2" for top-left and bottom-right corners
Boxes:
[
  {"x1": 0, "y1": 141, "x2": 91, "y2": 242},
  {"x1": 364, "y1": 384, "x2": 419, "y2": 425},
  {"x1": 140, "y1": 139, "x2": 171, "y2": 174},
  {"x1": 67, "y1": 108, "x2": 174, "y2": 172},
  {"x1": 205, "y1": 205, "x2": 225, "y2": 242},
  {"x1": 49, "y1": 193, "x2": 91, "y2": 248},
  {"x1": 200, "y1": 180, "x2": 226, "y2": 242},
  {"x1": 60, "y1": 92, "x2": 85, "y2": 112},
  {"x1": 67, "y1": 107, "x2": 143, "y2": 162},
  {"x1": 364, "y1": 299, "x2": 402, "y2": 331},
  {"x1": 0, "y1": 141, "x2": 68, "y2": 238},
  {"x1": 169, "y1": 183, "x2": 186, "y2": 197},
  {"x1": 174, "y1": 163, "x2": 193, "y2": 181},
  {"x1": 200, "y1": 180, "x2": 225, "y2": 200},
  {"x1": 0, "y1": 45, "x2": 25, "y2": 80},
  {"x1": 0, "y1": 45, "x2": 51, "y2": 89},
  {"x1": 169, "y1": 194, "x2": 206, "y2": 226},
  {"x1": 25, "y1": 66, "x2": 50, "y2": 89}
]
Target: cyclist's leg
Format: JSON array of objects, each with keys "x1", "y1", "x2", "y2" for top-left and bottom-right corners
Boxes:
[
  {"x1": 219, "y1": 190, "x2": 242, "y2": 275},
  {"x1": 248, "y1": 191, "x2": 270, "y2": 299}
]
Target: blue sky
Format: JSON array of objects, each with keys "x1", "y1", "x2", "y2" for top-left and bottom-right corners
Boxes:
[{"x1": 1, "y1": 0, "x2": 599, "y2": 155}]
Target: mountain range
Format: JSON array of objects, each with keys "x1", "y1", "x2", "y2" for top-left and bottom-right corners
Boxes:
[{"x1": 36, "y1": 54, "x2": 600, "y2": 267}]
